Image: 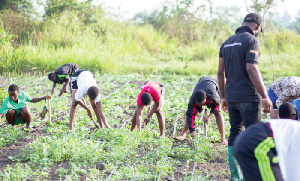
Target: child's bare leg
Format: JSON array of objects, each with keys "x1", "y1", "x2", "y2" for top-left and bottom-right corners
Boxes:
[
  {"x1": 156, "y1": 108, "x2": 165, "y2": 136},
  {"x1": 214, "y1": 111, "x2": 227, "y2": 144},
  {"x1": 130, "y1": 110, "x2": 137, "y2": 131},
  {"x1": 6, "y1": 109, "x2": 17, "y2": 126},
  {"x1": 176, "y1": 118, "x2": 189, "y2": 139},
  {"x1": 20, "y1": 107, "x2": 31, "y2": 129},
  {"x1": 69, "y1": 90, "x2": 79, "y2": 130}
]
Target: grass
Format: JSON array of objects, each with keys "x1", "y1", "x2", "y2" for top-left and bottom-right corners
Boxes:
[
  {"x1": 0, "y1": 126, "x2": 26, "y2": 149},
  {"x1": 0, "y1": 73, "x2": 231, "y2": 180},
  {"x1": 1, "y1": 9, "x2": 300, "y2": 78}
]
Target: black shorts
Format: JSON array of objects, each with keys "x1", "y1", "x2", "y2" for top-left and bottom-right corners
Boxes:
[
  {"x1": 71, "y1": 70, "x2": 94, "y2": 90},
  {"x1": 234, "y1": 122, "x2": 283, "y2": 181},
  {"x1": 71, "y1": 79, "x2": 78, "y2": 90}
]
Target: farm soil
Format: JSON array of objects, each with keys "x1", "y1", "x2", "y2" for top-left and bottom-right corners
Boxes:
[
  {"x1": 0, "y1": 77, "x2": 230, "y2": 180},
  {"x1": 0, "y1": 125, "x2": 50, "y2": 172}
]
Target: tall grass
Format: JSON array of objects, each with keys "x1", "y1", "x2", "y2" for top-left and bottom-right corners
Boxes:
[{"x1": 0, "y1": 8, "x2": 300, "y2": 79}]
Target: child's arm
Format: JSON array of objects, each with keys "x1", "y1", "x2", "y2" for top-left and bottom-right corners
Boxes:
[
  {"x1": 136, "y1": 105, "x2": 144, "y2": 132},
  {"x1": 77, "y1": 99, "x2": 93, "y2": 119},
  {"x1": 203, "y1": 113, "x2": 214, "y2": 123},
  {"x1": 0, "y1": 113, "x2": 3, "y2": 123},
  {"x1": 30, "y1": 95, "x2": 51, "y2": 103},
  {"x1": 92, "y1": 100, "x2": 109, "y2": 128},
  {"x1": 58, "y1": 77, "x2": 70, "y2": 97},
  {"x1": 145, "y1": 99, "x2": 161, "y2": 120},
  {"x1": 51, "y1": 83, "x2": 57, "y2": 96}
]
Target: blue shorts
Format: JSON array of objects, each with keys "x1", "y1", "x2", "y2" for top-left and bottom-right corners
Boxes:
[{"x1": 268, "y1": 87, "x2": 278, "y2": 109}]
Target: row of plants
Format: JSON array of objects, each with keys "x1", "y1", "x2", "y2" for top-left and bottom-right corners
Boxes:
[{"x1": 0, "y1": 73, "x2": 229, "y2": 180}]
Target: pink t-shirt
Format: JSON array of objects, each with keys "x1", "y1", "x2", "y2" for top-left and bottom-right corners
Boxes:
[{"x1": 137, "y1": 81, "x2": 161, "y2": 106}]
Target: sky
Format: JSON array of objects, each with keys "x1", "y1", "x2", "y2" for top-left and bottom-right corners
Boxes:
[{"x1": 100, "y1": 0, "x2": 299, "y2": 20}]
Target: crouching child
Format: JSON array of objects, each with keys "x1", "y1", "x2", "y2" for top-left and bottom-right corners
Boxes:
[{"x1": 0, "y1": 84, "x2": 51, "y2": 131}]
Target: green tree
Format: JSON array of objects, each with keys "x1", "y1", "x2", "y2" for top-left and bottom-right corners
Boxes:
[
  {"x1": 0, "y1": 0, "x2": 35, "y2": 17},
  {"x1": 290, "y1": 10, "x2": 300, "y2": 34},
  {"x1": 247, "y1": 0, "x2": 284, "y2": 17}
]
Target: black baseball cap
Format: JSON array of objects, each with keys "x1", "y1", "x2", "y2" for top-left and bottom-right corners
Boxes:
[{"x1": 243, "y1": 13, "x2": 263, "y2": 32}]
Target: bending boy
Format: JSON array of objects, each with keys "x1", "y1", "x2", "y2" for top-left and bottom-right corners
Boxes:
[
  {"x1": 176, "y1": 76, "x2": 227, "y2": 144},
  {"x1": 268, "y1": 76, "x2": 300, "y2": 119},
  {"x1": 130, "y1": 81, "x2": 165, "y2": 136},
  {"x1": 69, "y1": 70, "x2": 109, "y2": 130},
  {"x1": 0, "y1": 84, "x2": 51, "y2": 131},
  {"x1": 278, "y1": 99, "x2": 300, "y2": 121},
  {"x1": 48, "y1": 63, "x2": 79, "y2": 96}
]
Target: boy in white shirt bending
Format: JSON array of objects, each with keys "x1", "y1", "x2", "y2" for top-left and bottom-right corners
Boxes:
[{"x1": 69, "y1": 70, "x2": 109, "y2": 130}]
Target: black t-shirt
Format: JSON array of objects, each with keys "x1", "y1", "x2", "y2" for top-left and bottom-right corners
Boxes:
[
  {"x1": 219, "y1": 26, "x2": 260, "y2": 102},
  {"x1": 54, "y1": 63, "x2": 79, "y2": 84}
]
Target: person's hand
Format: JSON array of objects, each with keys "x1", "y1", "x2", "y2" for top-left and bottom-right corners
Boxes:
[
  {"x1": 144, "y1": 116, "x2": 150, "y2": 125},
  {"x1": 44, "y1": 95, "x2": 52, "y2": 100},
  {"x1": 87, "y1": 109, "x2": 93, "y2": 119},
  {"x1": 221, "y1": 98, "x2": 228, "y2": 113},
  {"x1": 262, "y1": 98, "x2": 272, "y2": 113},
  {"x1": 190, "y1": 131, "x2": 196, "y2": 138},
  {"x1": 203, "y1": 116, "x2": 210, "y2": 124}
]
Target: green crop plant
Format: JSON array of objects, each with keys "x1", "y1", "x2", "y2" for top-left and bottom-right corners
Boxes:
[
  {"x1": 0, "y1": 125, "x2": 26, "y2": 148},
  {"x1": 2, "y1": 73, "x2": 280, "y2": 179}
]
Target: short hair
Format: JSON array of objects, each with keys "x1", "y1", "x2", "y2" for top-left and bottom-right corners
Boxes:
[
  {"x1": 48, "y1": 73, "x2": 56, "y2": 81},
  {"x1": 87, "y1": 86, "x2": 99, "y2": 100},
  {"x1": 141, "y1": 92, "x2": 152, "y2": 105},
  {"x1": 194, "y1": 90, "x2": 206, "y2": 103},
  {"x1": 279, "y1": 103, "x2": 296, "y2": 119},
  {"x1": 8, "y1": 84, "x2": 19, "y2": 92}
]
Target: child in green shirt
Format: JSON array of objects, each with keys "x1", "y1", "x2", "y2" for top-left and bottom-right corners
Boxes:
[{"x1": 0, "y1": 84, "x2": 51, "y2": 131}]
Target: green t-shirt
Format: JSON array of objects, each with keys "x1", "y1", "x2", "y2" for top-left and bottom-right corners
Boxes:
[{"x1": 0, "y1": 91, "x2": 32, "y2": 114}]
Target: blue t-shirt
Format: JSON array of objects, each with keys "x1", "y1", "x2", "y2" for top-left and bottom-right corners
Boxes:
[{"x1": 291, "y1": 98, "x2": 300, "y2": 121}]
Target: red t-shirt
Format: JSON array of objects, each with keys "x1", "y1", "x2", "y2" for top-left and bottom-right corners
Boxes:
[{"x1": 137, "y1": 81, "x2": 162, "y2": 106}]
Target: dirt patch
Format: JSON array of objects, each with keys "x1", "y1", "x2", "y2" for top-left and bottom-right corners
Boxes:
[
  {"x1": 0, "y1": 125, "x2": 50, "y2": 172},
  {"x1": 170, "y1": 159, "x2": 229, "y2": 180}
]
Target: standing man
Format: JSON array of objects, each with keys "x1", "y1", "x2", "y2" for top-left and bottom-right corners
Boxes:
[
  {"x1": 268, "y1": 76, "x2": 300, "y2": 119},
  {"x1": 218, "y1": 13, "x2": 272, "y2": 180},
  {"x1": 176, "y1": 76, "x2": 227, "y2": 144},
  {"x1": 48, "y1": 63, "x2": 79, "y2": 96},
  {"x1": 130, "y1": 81, "x2": 165, "y2": 136}
]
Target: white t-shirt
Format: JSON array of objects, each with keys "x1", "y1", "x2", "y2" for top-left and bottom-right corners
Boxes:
[
  {"x1": 75, "y1": 71, "x2": 100, "y2": 102},
  {"x1": 268, "y1": 119, "x2": 300, "y2": 181}
]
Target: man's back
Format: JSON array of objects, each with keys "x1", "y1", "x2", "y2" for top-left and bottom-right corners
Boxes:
[{"x1": 219, "y1": 26, "x2": 260, "y2": 102}]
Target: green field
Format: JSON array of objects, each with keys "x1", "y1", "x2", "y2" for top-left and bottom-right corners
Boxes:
[
  {"x1": 0, "y1": 0, "x2": 300, "y2": 180},
  {"x1": 0, "y1": 73, "x2": 232, "y2": 180}
]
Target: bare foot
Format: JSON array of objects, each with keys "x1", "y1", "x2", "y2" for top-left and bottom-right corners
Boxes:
[
  {"x1": 159, "y1": 134, "x2": 165, "y2": 138},
  {"x1": 190, "y1": 131, "x2": 196, "y2": 138},
  {"x1": 176, "y1": 135, "x2": 186, "y2": 140},
  {"x1": 26, "y1": 127, "x2": 35, "y2": 133}
]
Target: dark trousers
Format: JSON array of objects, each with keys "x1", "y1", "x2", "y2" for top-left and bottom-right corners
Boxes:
[
  {"x1": 227, "y1": 102, "x2": 261, "y2": 146},
  {"x1": 233, "y1": 123, "x2": 283, "y2": 181}
]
